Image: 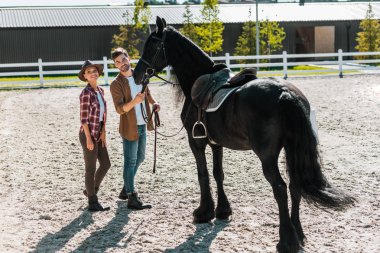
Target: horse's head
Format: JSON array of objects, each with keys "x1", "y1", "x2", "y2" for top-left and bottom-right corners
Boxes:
[{"x1": 133, "y1": 16, "x2": 168, "y2": 85}]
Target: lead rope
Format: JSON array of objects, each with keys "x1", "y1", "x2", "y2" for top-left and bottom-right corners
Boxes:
[
  {"x1": 152, "y1": 110, "x2": 160, "y2": 173},
  {"x1": 141, "y1": 102, "x2": 160, "y2": 173},
  {"x1": 146, "y1": 105, "x2": 160, "y2": 173}
]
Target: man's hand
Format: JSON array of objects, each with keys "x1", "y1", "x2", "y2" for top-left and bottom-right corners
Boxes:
[
  {"x1": 153, "y1": 103, "x2": 161, "y2": 112},
  {"x1": 134, "y1": 92, "x2": 145, "y2": 104}
]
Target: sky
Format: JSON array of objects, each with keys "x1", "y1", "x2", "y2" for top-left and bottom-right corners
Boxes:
[
  {"x1": 0, "y1": 0, "x2": 188, "y2": 7},
  {"x1": 1, "y1": 0, "x2": 136, "y2": 6},
  {"x1": 0, "y1": 0, "x2": 307, "y2": 7}
]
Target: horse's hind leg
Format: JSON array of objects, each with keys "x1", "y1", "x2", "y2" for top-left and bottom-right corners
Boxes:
[
  {"x1": 261, "y1": 156, "x2": 300, "y2": 253},
  {"x1": 188, "y1": 136, "x2": 215, "y2": 223},
  {"x1": 211, "y1": 144, "x2": 232, "y2": 220},
  {"x1": 289, "y1": 181, "x2": 306, "y2": 245}
]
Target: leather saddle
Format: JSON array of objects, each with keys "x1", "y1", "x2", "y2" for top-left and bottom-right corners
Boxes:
[{"x1": 191, "y1": 66, "x2": 257, "y2": 110}]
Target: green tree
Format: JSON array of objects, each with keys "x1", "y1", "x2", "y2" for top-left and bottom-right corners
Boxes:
[
  {"x1": 180, "y1": 5, "x2": 198, "y2": 42},
  {"x1": 194, "y1": 0, "x2": 224, "y2": 55},
  {"x1": 234, "y1": 9, "x2": 285, "y2": 64},
  {"x1": 111, "y1": 0, "x2": 151, "y2": 59},
  {"x1": 260, "y1": 19, "x2": 286, "y2": 56},
  {"x1": 355, "y1": 3, "x2": 380, "y2": 59},
  {"x1": 234, "y1": 9, "x2": 257, "y2": 61}
]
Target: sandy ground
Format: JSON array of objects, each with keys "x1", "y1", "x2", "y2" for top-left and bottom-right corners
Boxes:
[{"x1": 0, "y1": 75, "x2": 379, "y2": 253}]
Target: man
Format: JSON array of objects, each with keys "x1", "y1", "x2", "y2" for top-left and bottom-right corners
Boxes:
[{"x1": 110, "y1": 47, "x2": 160, "y2": 210}]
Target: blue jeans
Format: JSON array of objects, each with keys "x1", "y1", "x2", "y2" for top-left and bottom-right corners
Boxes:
[{"x1": 122, "y1": 125, "x2": 146, "y2": 193}]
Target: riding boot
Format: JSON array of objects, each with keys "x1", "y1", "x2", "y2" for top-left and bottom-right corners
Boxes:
[
  {"x1": 83, "y1": 186, "x2": 99, "y2": 197},
  {"x1": 127, "y1": 192, "x2": 152, "y2": 210},
  {"x1": 118, "y1": 186, "x2": 128, "y2": 200},
  {"x1": 88, "y1": 195, "x2": 110, "y2": 212}
]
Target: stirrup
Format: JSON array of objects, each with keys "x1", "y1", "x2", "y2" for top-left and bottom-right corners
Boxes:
[{"x1": 192, "y1": 121, "x2": 207, "y2": 139}]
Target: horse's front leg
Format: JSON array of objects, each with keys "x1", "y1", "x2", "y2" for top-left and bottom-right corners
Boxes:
[
  {"x1": 211, "y1": 144, "x2": 232, "y2": 220},
  {"x1": 188, "y1": 136, "x2": 215, "y2": 223}
]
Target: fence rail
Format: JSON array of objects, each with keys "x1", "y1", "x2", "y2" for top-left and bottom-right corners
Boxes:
[{"x1": 0, "y1": 50, "x2": 379, "y2": 89}]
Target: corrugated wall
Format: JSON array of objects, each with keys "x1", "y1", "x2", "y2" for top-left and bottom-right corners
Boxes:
[
  {"x1": 0, "y1": 26, "x2": 120, "y2": 64},
  {"x1": 0, "y1": 20, "x2": 361, "y2": 67}
]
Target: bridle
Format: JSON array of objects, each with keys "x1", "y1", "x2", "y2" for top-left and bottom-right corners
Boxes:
[{"x1": 139, "y1": 30, "x2": 177, "y2": 92}]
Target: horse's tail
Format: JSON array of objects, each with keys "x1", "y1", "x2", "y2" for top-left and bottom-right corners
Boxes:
[{"x1": 279, "y1": 90, "x2": 356, "y2": 211}]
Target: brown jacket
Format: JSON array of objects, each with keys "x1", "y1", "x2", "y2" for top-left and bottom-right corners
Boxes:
[{"x1": 110, "y1": 73, "x2": 154, "y2": 141}]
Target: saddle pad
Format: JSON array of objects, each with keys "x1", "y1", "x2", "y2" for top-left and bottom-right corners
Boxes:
[{"x1": 205, "y1": 86, "x2": 239, "y2": 112}]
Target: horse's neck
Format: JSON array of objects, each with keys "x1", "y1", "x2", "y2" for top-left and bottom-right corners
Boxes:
[
  {"x1": 168, "y1": 36, "x2": 213, "y2": 97},
  {"x1": 172, "y1": 65, "x2": 204, "y2": 97}
]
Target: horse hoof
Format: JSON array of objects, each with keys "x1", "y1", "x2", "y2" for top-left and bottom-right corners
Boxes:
[
  {"x1": 276, "y1": 241, "x2": 301, "y2": 253},
  {"x1": 215, "y1": 206, "x2": 232, "y2": 220},
  {"x1": 193, "y1": 208, "x2": 215, "y2": 223},
  {"x1": 298, "y1": 234, "x2": 306, "y2": 247}
]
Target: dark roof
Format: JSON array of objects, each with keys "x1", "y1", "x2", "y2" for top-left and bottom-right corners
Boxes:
[{"x1": 1, "y1": 2, "x2": 379, "y2": 28}]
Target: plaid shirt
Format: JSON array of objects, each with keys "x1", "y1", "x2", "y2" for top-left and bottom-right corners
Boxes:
[{"x1": 79, "y1": 84, "x2": 107, "y2": 140}]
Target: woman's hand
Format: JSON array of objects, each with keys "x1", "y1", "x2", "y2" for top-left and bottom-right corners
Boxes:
[
  {"x1": 86, "y1": 138, "x2": 94, "y2": 151},
  {"x1": 99, "y1": 130, "x2": 107, "y2": 148}
]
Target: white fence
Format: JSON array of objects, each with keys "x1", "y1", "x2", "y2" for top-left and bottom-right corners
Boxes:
[{"x1": 0, "y1": 50, "x2": 379, "y2": 89}]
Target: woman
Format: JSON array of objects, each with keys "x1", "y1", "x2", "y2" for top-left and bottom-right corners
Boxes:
[{"x1": 79, "y1": 60, "x2": 111, "y2": 212}]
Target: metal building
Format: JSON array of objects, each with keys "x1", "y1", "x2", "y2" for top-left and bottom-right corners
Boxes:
[{"x1": 0, "y1": 3, "x2": 379, "y2": 64}]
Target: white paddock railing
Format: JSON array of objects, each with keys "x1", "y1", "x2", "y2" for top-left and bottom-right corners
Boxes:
[
  {"x1": 0, "y1": 50, "x2": 379, "y2": 88},
  {"x1": 217, "y1": 50, "x2": 380, "y2": 79},
  {"x1": 0, "y1": 57, "x2": 137, "y2": 88}
]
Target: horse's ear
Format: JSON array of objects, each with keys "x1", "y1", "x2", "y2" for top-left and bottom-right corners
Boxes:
[
  {"x1": 162, "y1": 18, "x2": 167, "y2": 28},
  {"x1": 156, "y1": 16, "x2": 164, "y2": 34}
]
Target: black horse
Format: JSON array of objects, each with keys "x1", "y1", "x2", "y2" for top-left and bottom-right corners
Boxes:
[{"x1": 134, "y1": 17, "x2": 355, "y2": 253}]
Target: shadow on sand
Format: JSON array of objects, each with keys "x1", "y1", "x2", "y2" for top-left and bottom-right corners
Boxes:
[
  {"x1": 30, "y1": 209, "x2": 94, "y2": 253},
  {"x1": 72, "y1": 201, "x2": 132, "y2": 252},
  {"x1": 31, "y1": 201, "x2": 131, "y2": 252},
  {"x1": 165, "y1": 219, "x2": 230, "y2": 253}
]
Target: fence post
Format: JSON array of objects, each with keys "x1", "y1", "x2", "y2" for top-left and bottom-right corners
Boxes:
[
  {"x1": 38, "y1": 58, "x2": 44, "y2": 87},
  {"x1": 282, "y1": 51, "x2": 288, "y2": 79},
  {"x1": 225, "y1": 53, "x2": 230, "y2": 69},
  {"x1": 338, "y1": 49, "x2": 343, "y2": 78},
  {"x1": 166, "y1": 66, "x2": 171, "y2": 80},
  {"x1": 103, "y1": 56, "x2": 109, "y2": 85}
]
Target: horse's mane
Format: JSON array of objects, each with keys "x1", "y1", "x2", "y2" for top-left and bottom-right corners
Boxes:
[
  {"x1": 167, "y1": 69, "x2": 183, "y2": 104},
  {"x1": 164, "y1": 26, "x2": 215, "y2": 102}
]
